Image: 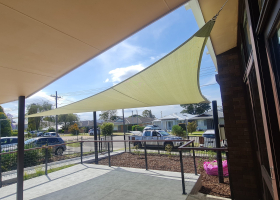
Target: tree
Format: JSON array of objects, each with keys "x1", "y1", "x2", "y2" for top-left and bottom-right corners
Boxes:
[
  {"x1": 27, "y1": 102, "x2": 52, "y2": 130},
  {"x1": 142, "y1": 110, "x2": 155, "y2": 118},
  {"x1": 0, "y1": 105, "x2": 12, "y2": 137},
  {"x1": 100, "y1": 122, "x2": 114, "y2": 136},
  {"x1": 99, "y1": 110, "x2": 117, "y2": 121},
  {"x1": 58, "y1": 114, "x2": 79, "y2": 130},
  {"x1": 187, "y1": 121, "x2": 197, "y2": 134},
  {"x1": 180, "y1": 103, "x2": 211, "y2": 115},
  {"x1": 68, "y1": 123, "x2": 79, "y2": 135}
]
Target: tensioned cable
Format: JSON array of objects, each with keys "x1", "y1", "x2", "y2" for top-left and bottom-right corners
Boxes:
[{"x1": 212, "y1": 0, "x2": 229, "y2": 21}]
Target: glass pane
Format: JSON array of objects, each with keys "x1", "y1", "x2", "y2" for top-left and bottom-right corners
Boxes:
[{"x1": 243, "y1": 10, "x2": 252, "y2": 59}]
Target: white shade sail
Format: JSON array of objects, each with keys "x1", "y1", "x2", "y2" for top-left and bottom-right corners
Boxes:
[{"x1": 27, "y1": 20, "x2": 215, "y2": 118}]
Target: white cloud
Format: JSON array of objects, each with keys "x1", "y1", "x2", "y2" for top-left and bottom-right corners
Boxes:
[
  {"x1": 108, "y1": 64, "x2": 145, "y2": 83},
  {"x1": 105, "y1": 78, "x2": 109, "y2": 83}
]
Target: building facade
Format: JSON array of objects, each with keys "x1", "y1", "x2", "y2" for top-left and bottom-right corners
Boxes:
[
  {"x1": 188, "y1": 111, "x2": 224, "y2": 130},
  {"x1": 152, "y1": 114, "x2": 187, "y2": 131}
]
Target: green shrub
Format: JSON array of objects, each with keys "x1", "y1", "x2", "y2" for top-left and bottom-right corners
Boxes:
[
  {"x1": 171, "y1": 125, "x2": 186, "y2": 137},
  {"x1": 58, "y1": 129, "x2": 64, "y2": 133},
  {"x1": 178, "y1": 123, "x2": 186, "y2": 131},
  {"x1": 48, "y1": 127, "x2": 55, "y2": 132},
  {"x1": 101, "y1": 122, "x2": 114, "y2": 136},
  {"x1": 187, "y1": 121, "x2": 197, "y2": 134},
  {"x1": 132, "y1": 125, "x2": 144, "y2": 131},
  {"x1": 11, "y1": 131, "x2": 18, "y2": 136}
]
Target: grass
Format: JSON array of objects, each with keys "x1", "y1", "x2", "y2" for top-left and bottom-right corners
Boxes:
[
  {"x1": 66, "y1": 142, "x2": 80, "y2": 147},
  {"x1": 112, "y1": 132, "x2": 133, "y2": 136},
  {"x1": 23, "y1": 164, "x2": 76, "y2": 181},
  {"x1": 188, "y1": 131, "x2": 204, "y2": 137}
]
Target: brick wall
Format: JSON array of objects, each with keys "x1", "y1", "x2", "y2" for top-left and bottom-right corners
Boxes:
[{"x1": 217, "y1": 47, "x2": 261, "y2": 200}]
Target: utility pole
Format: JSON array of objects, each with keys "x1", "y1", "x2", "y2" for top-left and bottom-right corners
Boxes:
[
  {"x1": 136, "y1": 110, "x2": 138, "y2": 125},
  {"x1": 51, "y1": 91, "x2": 61, "y2": 137}
]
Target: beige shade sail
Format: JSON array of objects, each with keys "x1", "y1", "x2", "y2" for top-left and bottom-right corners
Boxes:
[
  {"x1": 0, "y1": 0, "x2": 189, "y2": 104},
  {"x1": 27, "y1": 20, "x2": 215, "y2": 118}
]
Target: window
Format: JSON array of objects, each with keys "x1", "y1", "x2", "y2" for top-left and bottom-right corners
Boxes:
[
  {"x1": 37, "y1": 138, "x2": 48, "y2": 145},
  {"x1": 241, "y1": 8, "x2": 252, "y2": 67},
  {"x1": 204, "y1": 120, "x2": 207, "y2": 126},
  {"x1": 144, "y1": 131, "x2": 151, "y2": 136},
  {"x1": 10, "y1": 138, "x2": 18, "y2": 144},
  {"x1": 152, "y1": 131, "x2": 158, "y2": 136},
  {"x1": 1, "y1": 139, "x2": 7, "y2": 145},
  {"x1": 48, "y1": 138, "x2": 59, "y2": 144},
  {"x1": 269, "y1": 24, "x2": 280, "y2": 99}
]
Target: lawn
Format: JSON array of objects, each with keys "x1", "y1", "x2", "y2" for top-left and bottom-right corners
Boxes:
[
  {"x1": 188, "y1": 131, "x2": 204, "y2": 137},
  {"x1": 112, "y1": 132, "x2": 133, "y2": 136}
]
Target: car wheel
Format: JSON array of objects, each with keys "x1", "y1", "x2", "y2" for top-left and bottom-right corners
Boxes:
[{"x1": 55, "y1": 147, "x2": 64, "y2": 156}]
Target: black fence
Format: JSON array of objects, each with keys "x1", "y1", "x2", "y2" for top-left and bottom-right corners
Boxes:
[{"x1": 0, "y1": 138, "x2": 230, "y2": 196}]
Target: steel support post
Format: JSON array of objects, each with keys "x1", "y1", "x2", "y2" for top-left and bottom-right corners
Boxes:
[
  {"x1": 0, "y1": 120, "x2": 2, "y2": 188},
  {"x1": 108, "y1": 142, "x2": 111, "y2": 167},
  {"x1": 80, "y1": 142, "x2": 83, "y2": 164},
  {"x1": 192, "y1": 143, "x2": 197, "y2": 175},
  {"x1": 179, "y1": 150, "x2": 186, "y2": 195},
  {"x1": 129, "y1": 136, "x2": 131, "y2": 153},
  {"x1": 93, "y1": 111, "x2": 98, "y2": 164},
  {"x1": 17, "y1": 96, "x2": 25, "y2": 200},
  {"x1": 45, "y1": 147, "x2": 48, "y2": 175},
  {"x1": 212, "y1": 100, "x2": 224, "y2": 183},
  {"x1": 122, "y1": 109, "x2": 126, "y2": 152},
  {"x1": 144, "y1": 142, "x2": 148, "y2": 170}
]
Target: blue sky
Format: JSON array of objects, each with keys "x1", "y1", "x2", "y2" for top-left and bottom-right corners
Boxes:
[{"x1": 1, "y1": 5, "x2": 221, "y2": 121}]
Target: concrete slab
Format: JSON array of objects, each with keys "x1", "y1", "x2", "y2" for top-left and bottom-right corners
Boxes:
[{"x1": 0, "y1": 164, "x2": 200, "y2": 200}]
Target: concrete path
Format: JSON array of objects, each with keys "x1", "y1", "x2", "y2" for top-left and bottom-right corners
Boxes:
[{"x1": 0, "y1": 164, "x2": 200, "y2": 200}]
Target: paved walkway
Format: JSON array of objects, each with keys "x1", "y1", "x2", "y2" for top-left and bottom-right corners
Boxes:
[{"x1": 0, "y1": 164, "x2": 200, "y2": 200}]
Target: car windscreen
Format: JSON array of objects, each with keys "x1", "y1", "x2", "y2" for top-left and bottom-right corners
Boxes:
[
  {"x1": 25, "y1": 138, "x2": 36, "y2": 145},
  {"x1": 158, "y1": 131, "x2": 169, "y2": 136}
]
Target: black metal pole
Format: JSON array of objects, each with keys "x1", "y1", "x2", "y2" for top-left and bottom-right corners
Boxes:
[
  {"x1": 93, "y1": 111, "x2": 98, "y2": 164},
  {"x1": 0, "y1": 120, "x2": 2, "y2": 188},
  {"x1": 157, "y1": 136, "x2": 160, "y2": 154},
  {"x1": 80, "y1": 142, "x2": 83, "y2": 164},
  {"x1": 179, "y1": 150, "x2": 186, "y2": 195},
  {"x1": 122, "y1": 109, "x2": 126, "y2": 152},
  {"x1": 45, "y1": 147, "x2": 48, "y2": 175},
  {"x1": 192, "y1": 143, "x2": 197, "y2": 175},
  {"x1": 17, "y1": 96, "x2": 25, "y2": 200},
  {"x1": 108, "y1": 142, "x2": 111, "y2": 167},
  {"x1": 98, "y1": 132, "x2": 101, "y2": 153},
  {"x1": 129, "y1": 136, "x2": 131, "y2": 153},
  {"x1": 212, "y1": 100, "x2": 224, "y2": 183},
  {"x1": 144, "y1": 142, "x2": 148, "y2": 170}
]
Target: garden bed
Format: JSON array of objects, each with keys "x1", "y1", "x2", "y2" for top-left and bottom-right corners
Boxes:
[{"x1": 98, "y1": 152, "x2": 230, "y2": 198}]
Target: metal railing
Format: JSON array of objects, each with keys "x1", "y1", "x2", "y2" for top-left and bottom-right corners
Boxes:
[
  {"x1": 178, "y1": 140, "x2": 230, "y2": 195},
  {"x1": 0, "y1": 138, "x2": 231, "y2": 197}
]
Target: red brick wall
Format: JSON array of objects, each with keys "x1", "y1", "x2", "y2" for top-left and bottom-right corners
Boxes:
[{"x1": 217, "y1": 47, "x2": 261, "y2": 199}]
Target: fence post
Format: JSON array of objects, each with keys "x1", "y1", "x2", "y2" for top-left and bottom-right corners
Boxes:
[
  {"x1": 108, "y1": 142, "x2": 111, "y2": 167},
  {"x1": 80, "y1": 142, "x2": 83, "y2": 164},
  {"x1": 179, "y1": 150, "x2": 186, "y2": 195},
  {"x1": 129, "y1": 136, "x2": 131, "y2": 153},
  {"x1": 192, "y1": 143, "x2": 197, "y2": 175},
  {"x1": 157, "y1": 136, "x2": 160, "y2": 154},
  {"x1": 45, "y1": 147, "x2": 48, "y2": 175},
  {"x1": 144, "y1": 142, "x2": 148, "y2": 170}
]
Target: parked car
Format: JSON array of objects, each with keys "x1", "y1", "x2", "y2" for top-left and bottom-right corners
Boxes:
[
  {"x1": 129, "y1": 129, "x2": 183, "y2": 149},
  {"x1": 44, "y1": 132, "x2": 59, "y2": 137},
  {"x1": 1, "y1": 137, "x2": 18, "y2": 152},
  {"x1": 143, "y1": 125, "x2": 161, "y2": 130},
  {"x1": 24, "y1": 137, "x2": 66, "y2": 155},
  {"x1": 88, "y1": 129, "x2": 100, "y2": 136},
  {"x1": 37, "y1": 132, "x2": 44, "y2": 137}
]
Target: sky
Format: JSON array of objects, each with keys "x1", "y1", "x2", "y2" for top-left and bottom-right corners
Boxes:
[{"x1": 1, "y1": 5, "x2": 221, "y2": 121}]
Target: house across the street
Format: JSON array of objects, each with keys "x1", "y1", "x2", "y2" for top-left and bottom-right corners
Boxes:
[
  {"x1": 188, "y1": 111, "x2": 224, "y2": 131},
  {"x1": 152, "y1": 113, "x2": 187, "y2": 131},
  {"x1": 112, "y1": 116, "x2": 154, "y2": 132}
]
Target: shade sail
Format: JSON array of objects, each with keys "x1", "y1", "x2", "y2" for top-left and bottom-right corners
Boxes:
[
  {"x1": 0, "y1": 0, "x2": 189, "y2": 104},
  {"x1": 27, "y1": 20, "x2": 215, "y2": 118}
]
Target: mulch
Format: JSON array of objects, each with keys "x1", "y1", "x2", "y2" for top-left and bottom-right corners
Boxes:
[{"x1": 98, "y1": 152, "x2": 231, "y2": 198}]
